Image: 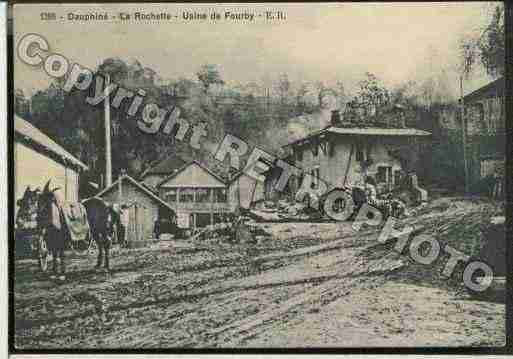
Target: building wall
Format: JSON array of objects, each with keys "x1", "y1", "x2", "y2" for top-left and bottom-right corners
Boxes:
[
  {"x1": 466, "y1": 96, "x2": 505, "y2": 136},
  {"x1": 158, "y1": 162, "x2": 235, "y2": 229},
  {"x1": 15, "y1": 141, "x2": 79, "y2": 216},
  {"x1": 465, "y1": 94, "x2": 505, "y2": 184},
  {"x1": 293, "y1": 136, "x2": 405, "y2": 193},
  {"x1": 99, "y1": 180, "x2": 161, "y2": 240},
  {"x1": 228, "y1": 174, "x2": 264, "y2": 209},
  {"x1": 162, "y1": 186, "x2": 234, "y2": 229}
]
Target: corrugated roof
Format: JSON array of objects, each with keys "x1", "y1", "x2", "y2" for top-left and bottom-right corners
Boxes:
[
  {"x1": 327, "y1": 127, "x2": 431, "y2": 136},
  {"x1": 95, "y1": 174, "x2": 176, "y2": 213},
  {"x1": 14, "y1": 115, "x2": 88, "y2": 171},
  {"x1": 284, "y1": 126, "x2": 431, "y2": 147}
]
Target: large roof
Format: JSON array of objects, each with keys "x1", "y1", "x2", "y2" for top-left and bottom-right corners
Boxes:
[
  {"x1": 14, "y1": 115, "x2": 88, "y2": 171},
  {"x1": 95, "y1": 174, "x2": 176, "y2": 213},
  {"x1": 463, "y1": 77, "x2": 504, "y2": 103},
  {"x1": 284, "y1": 125, "x2": 431, "y2": 147}
]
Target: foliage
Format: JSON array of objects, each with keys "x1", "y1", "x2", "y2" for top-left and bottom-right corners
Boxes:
[
  {"x1": 459, "y1": 4, "x2": 504, "y2": 78},
  {"x1": 196, "y1": 64, "x2": 225, "y2": 93},
  {"x1": 478, "y1": 5, "x2": 505, "y2": 77},
  {"x1": 17, "y1": 56, "x2": 471, "y2": 194},
  {"x1": 14, "y1": 89, "x2": 31, "y2": 119}
]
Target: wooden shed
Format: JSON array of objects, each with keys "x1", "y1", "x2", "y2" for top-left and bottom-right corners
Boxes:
[
  {"x1": 95, "y1": 174, "x2": 176, "y2": 241},
  {"x1": 14, "y1": 115, "x2": 88, "y2": 218}
]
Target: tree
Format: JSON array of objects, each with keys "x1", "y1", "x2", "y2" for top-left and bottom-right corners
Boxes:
[
  {"x1": 459, "y1": 4, "x2": 504, "y2": 78},
  {"x1": 295, "y1": 82, "x2": 310, "y2": 115},
  {"x1": 14, "y1": 89, "x2": 30, "y2": 117},
  {"x1": 336, "y1": 80, "x2": 347, "y2": 109},
  {"x1": 478, "y1": 5, "x2": 504, "y2": 77},
  {"x1": 315, "y1": 81, "x2": 327, "y2": 107},
  {"x1": 276, "y1": 73, "x2": 291, "y2": 105},
  {"x1": 98, "y1": 57, "x2": 129, "y2": 82},
  {"x1": 355, "y1": 72, "x2": 390, "y2": 117},
  {"x1": 196, "y1": 64, "x2": 224, "y2": 93}
]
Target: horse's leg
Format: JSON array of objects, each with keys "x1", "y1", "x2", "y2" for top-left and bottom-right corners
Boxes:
[
  {"x1": 59, "y1": 248, "x2": 65, "y2": 274},
  {"x1": 96, "y1": 237, "x2": 104, "y2": 269},
  {"x1": 51, "y1": 250, "x2": 56, "y2": 275},
  {"x1": 104, "y1": 235, "x2": 111, "y2": 271},
  {"x1": 58, "y1": 248, "x2": 66, "y2": 280}
]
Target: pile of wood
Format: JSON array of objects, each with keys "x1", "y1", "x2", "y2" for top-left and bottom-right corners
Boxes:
[{"x1": 190, "y1": 216, "x2": 272, "y2": 244}]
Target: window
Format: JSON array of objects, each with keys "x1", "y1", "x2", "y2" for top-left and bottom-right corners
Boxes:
[
  {"x1": 179, "y1": 188, "x2": 194, "y2": 202},
  {"x1": 483, "y1": 99, "x2": 497, "y2": 133},
  {"x1": 296, "y1": 148, "x2": 303, "y2": 162},
  {"x1": 310, "y1": 167, "x2": 320, "y2": 189},
  {"x1": 196, "y1": 188, "x2": 211, "y2": 203},
  {"x1": 476, "y1": 103, "x2": 485, "y2": 130},
  {"x1": 394, "y1": 170, "x2": 403, "y2": 187},
  {"x1": 196, "y1": 213, "x2": 212, "y2": 228},
  {"x1": 213, "y1": 188, "x2": 227, "y2": 203},
  {"x1": 376, "y1": 166, "x2": 392, "y2": 184},
  {"x1": 329, "y1": 142, "x2": 335, "y2": 157},
  {"x1": 164, "y1": 190, "x2": 177, "y2": 202},
  {"x1": 355, "y1": 142, "x2": 364, "y2": 162},
  {"x1": 312, "y1": 143, "x2": 319, "y2": 157},
  {"x1": 213, "y1": 213, "x2": 224, "y2": 224}
]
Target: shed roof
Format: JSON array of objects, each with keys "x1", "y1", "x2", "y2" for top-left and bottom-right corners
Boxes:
[
  {"x1": 284, "y1": 125, "x2": 431, "y2": 148},
  {"x1": 14, "y1": 115, "x2": 88, "y2": 171},
  {"x1": 95, "y1": 174, "x2": 176, "y2": 213},
  {"x1": 463, "y1": 77, "x2": 504, "y2": 103}
]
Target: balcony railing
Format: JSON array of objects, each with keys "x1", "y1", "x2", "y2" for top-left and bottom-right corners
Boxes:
[{"x1": 167, "y1": 201, "x2": 235, "y2": 213}]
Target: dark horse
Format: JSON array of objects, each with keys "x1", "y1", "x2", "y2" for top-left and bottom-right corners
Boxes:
[
  {"x1": 17, "y1": 180, "x2": 118, "y2": 280},
  {"x1": 82, "y1": 196, "x2": 119, "y2": 271},
  {"x1": 34, "y1": 180, "x2": 90, "y2": 279}
]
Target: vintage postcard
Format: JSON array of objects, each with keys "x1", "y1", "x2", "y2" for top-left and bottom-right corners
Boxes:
[{"x1": 11, "y1": 2, "x2": 506, "y2": 351}]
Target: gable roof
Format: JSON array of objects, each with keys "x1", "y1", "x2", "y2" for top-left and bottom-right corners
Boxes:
[
  {"x1": 14, "y1": 115, "x2": 88, "y2": 171},
  {"x1": 157, "y1": 160, "x2": 227, "y2": 188},
  {"x1": 284, "y1": 125, "x2": 431, "y2": 148},
  {"x1": 140, "y1": 154, "x2": 187, "y2": 178},
  {"x1": 95, "y1": 174, "x2": 175, "y2": 213},
  {"x1": 463, "y1": 77, "x2": 504, "y2": 103}
]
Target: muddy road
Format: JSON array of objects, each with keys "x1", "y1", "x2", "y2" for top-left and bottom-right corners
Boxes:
[{"x1": 14, "y1": 219, "x2": 505, "y2": 349}]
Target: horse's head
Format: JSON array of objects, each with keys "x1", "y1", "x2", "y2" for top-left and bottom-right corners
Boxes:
[
  {"x1": 36, "y1": 180, "x2": 62, "y2": 228},
  {"x1": 16, "y1": 186, "x2": 41, "y2": 229}
]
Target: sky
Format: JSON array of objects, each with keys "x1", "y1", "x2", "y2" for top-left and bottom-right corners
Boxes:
[{"x1": 13, "y1": 2, "x2": 499, "y2": 98}]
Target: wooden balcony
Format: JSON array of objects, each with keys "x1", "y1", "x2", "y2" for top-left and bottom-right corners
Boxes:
[{"x1": 167, "y1": 201, "x2": 235, "y2": 213}]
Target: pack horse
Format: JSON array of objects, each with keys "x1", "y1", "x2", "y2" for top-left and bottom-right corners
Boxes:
[{"x1": 16, "y1": 180, "x2": 119, "y2": 280}]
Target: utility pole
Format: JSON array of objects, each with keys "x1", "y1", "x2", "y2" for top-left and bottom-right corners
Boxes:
[
  {"x1": 104, "y1": 74, "x2": 112, "y2": 188},
  {"x1": 460, "y1": 75, "x2": 469, "y2": 194}
]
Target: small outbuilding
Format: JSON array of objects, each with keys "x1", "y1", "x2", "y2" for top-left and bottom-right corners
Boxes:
[{"x1": 95, "y1": 174, "x2": 176, "y2": 241}]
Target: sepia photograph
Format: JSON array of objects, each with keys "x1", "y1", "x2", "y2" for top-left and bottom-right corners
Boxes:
[{"x1": 11, "y1": 2, "x2": 506, "y2": 350}]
